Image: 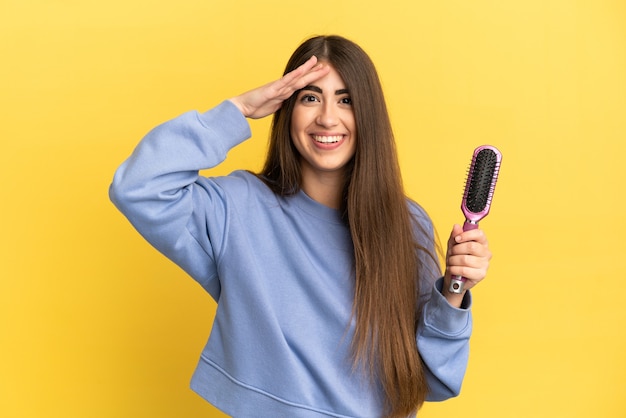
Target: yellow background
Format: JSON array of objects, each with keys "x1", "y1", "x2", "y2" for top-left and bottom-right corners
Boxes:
[{"x1": 1, "y1": 0, "x2": 625, "y2": 417}]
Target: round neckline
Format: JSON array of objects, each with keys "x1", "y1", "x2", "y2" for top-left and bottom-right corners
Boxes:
[{"x1": 293, "y1": 189, "x2": 345, "y2": 225}]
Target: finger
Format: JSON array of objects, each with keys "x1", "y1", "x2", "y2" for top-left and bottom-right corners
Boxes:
[
  {"x1": 286, "y1": 55, "x2": 319, "y2": 79},
  {"x1": 446, "y1": 265, "x2": 487, "y2": 283},
  {"x1": 447, "y1": 252, "x2": 490, "y2": 272},
  {"x1": 277, "y1": 57, "x2": 330, "y2": 94},
  {"x1": 454, "y1": 228, "x2": 489, "y2": 246},
  {"x1": 447, "y1": 252, "x2": 490, "y2": 270},
  {"x1": 274, "y1": 56, "x2": 318, "y2": 89},
  {"x1": 448, "y1": 240, "x2": 491, "y2": 257},
  {"x1": 447, "y1": 224, "x2": 463, "y2": 249}
]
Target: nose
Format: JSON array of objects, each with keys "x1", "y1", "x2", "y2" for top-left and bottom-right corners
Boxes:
[{"x1": 316, "y1": 102, "x2": 339, "y2": 127}]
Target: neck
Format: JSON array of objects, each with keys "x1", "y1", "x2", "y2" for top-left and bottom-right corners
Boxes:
[{"x1": 300, "y1": 165, "x2": 345, "y2": 210}]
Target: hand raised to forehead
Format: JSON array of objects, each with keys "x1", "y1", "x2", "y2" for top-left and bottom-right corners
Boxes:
[{"x1": 229, "y1": 56, "x2": 331, "y2": 119}]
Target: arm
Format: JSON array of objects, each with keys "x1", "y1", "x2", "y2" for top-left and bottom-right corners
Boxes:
[
  {"x1": 109, "y1": 57, "x2": 331, "y2": 296},
  {"x1": 419, "y1": 278, "x2": 472, "y2": 401},
  {"x1": 415, "y1": 217, "x2": 491, "y2": 400},
  {"x1": 109, "y1": 102, "x2": 251, "y2": 297}
]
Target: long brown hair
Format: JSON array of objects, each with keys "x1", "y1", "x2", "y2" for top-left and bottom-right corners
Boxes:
[{"x1": 260, "y1": 35, "x2": 437, "y2": 417}]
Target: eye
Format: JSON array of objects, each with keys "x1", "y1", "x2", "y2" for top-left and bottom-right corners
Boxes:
[
  {"x1": 300, "y1": 93, "x2": 319, "y2": 103},
  {"x1": 340, "y1": 96, "x2": 352, "y2": 105}
]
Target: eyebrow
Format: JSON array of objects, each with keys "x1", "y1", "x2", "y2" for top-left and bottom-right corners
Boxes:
[{"x1": 301, "y1": 85, "x2": 350, "y2": 95}]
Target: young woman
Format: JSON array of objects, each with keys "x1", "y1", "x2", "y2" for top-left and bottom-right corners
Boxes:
[{"x1": 110, "y1": 35, "x2": 492, "y2": 418}]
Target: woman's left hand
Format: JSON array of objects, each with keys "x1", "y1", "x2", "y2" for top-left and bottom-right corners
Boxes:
[{"x1": 442, "y1": 224, "x2": 492, "y2": 307}]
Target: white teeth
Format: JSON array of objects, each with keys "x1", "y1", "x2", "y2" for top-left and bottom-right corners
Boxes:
[{"x1": 313, "y1": 135, "x2": 342, "y2": 143}]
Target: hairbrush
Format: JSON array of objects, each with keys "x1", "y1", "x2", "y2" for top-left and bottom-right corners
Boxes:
[{"x1": 449, "y1": 145, "x2": 502, "y2": 294}]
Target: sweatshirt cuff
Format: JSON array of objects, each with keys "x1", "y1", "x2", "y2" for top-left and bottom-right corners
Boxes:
[
  {"x1": 423, "y1": 278, "x2": 472, "y2": 336},
  {"x1": 196, "y1": 100, "x2": 252, "y2": 151}
]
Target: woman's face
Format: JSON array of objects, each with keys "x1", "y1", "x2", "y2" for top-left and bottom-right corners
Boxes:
[{"x1": 290, "y1": 64, "x2": 357, "y2": 182}]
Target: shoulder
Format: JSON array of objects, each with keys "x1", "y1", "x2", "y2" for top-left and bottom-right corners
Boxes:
[
  {"x1": 203, "y1": 170, "x2": 278, "y2": 205},
  {"x1": 211, "y1": 170, "x2": 267, "y2": 190},
  {"x1": 407, "y1": 199, "x2": 434, "y2": 231},
  {"x1": 406, "y1": 198, "x2": 439, "y2": 255}
]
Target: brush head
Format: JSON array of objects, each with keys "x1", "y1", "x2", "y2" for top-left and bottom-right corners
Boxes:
[{"x1": 461, "y1": 145, "x2": 502, "y2": 223}]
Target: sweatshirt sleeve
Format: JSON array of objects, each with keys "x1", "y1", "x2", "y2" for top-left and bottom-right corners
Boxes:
[
  {"x1": 419, "y1": 278, "x2": 472, "y2": 401},
  {"x1": 109, "y1": 100, "x2": 251, "y2": 299},
  {"x1": 408, "y1": 201, "x2": 473, "y2": 401}
]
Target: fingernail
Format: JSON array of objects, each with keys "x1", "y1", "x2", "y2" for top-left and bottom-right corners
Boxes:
[{"x1": 455, "y1": 235, "x2": 462, "y2": 243}]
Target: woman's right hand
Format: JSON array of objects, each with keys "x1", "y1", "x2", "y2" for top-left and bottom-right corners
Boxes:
[{"x1": 228, "y1": 55, "x2": 330, "y2": 119}]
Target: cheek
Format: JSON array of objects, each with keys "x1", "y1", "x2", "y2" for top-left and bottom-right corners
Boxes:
[
  {"x1": 288, "y1": 122, "x2": 301, "y2": 147},
  {"x1": 288, "y1": 122, "x2": 305, "y2": 155},
  {"x1": 340, "y1": 109, "x2": 356, "y2": 133},
  {"x1": 346, "y1": 119, "x2": 357, "y2": 149},
  {"x1": 290, "y1": 105, "x2": 307, "y2": 130}
]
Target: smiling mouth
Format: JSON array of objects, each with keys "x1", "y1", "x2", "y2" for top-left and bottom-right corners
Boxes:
[{"x1": 313, "y1": 135, "x2": 343, "y2": 144}]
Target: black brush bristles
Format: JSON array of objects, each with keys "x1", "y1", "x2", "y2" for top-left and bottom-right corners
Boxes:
[{"x1": 465, "y1": 148, "x2": 499, "y2": 213}]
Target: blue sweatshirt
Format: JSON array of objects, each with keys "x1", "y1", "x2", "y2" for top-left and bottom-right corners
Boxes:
[{"x1": 109, "y1": 100, "x2": 472, "y2": 418}]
